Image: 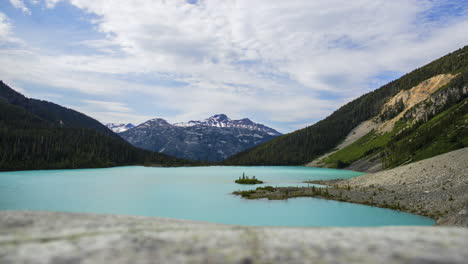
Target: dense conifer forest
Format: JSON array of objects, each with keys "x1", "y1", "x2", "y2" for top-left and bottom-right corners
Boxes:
[
  {"x1": 223, "y1": 45, "x2": 468, "y2": 166},
  {"x1": 0, "y1": 83, "x2": 189, "y2": 171}
]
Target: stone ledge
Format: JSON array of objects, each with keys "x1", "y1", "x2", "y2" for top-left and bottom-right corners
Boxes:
[{"x1": 1, "y1": 211, "x2": 467, "y2": 264}]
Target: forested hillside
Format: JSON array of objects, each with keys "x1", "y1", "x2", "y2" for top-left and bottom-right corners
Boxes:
[
  {"x1": 0, "y1": 84, "x2": 189, "y2": 171},
  {"x1": 224, "y1": 45, "x2": 468, "y2": 166},
  {"x1": 0, "y1": 81, "x2": 116, "y2": 138}
]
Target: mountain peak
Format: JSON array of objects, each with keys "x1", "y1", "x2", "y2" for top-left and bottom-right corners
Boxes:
[
  {"x1": 210, "y1": 114, "x2": 229, "y2": 120},
  {"x1": 146, "y1": 118, "x2": 171, "y2": 125},
  {"x1": 106, "y1": 123, "x2": 135, "y2": 133},
  {"x1": 238, "y1": 118, "x2": 253, "y2": 124},
  {"x1": 207, "y1": 114, "x2": 230, "y2": 123},
  {"x1": 204, "y1": 114, "x2": 232, "y2": 127}
]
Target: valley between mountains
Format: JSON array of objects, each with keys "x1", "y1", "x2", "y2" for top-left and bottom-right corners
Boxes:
[
  {"x1": 2, "y1": 45, "x2": 466, "y2": 171},
  {"x1": 2, "y1": 2, "x2": 468, "y2": 263},
  {"x1": 0, "y1": 45, "x2": 467, "y2": 227}
]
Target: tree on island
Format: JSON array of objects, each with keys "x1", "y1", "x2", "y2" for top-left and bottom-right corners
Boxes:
[{"x1": 235, "y1": 173, "x2": 263, "y2": 184}]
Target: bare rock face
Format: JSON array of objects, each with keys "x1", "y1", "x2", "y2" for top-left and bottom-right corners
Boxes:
[
  {"x1": 403, "y1": 84, "x2": 468, "y2": 124},
  {"x1": 377, "y1": 73, "x2": 457, "y2": 132},
  {"x1": 1, "y1": 211, "x2": 467, "y2": 264}
]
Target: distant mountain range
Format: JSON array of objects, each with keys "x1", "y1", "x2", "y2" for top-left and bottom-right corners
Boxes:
[
  {"x1": 224, "y1": 45, "x2": 468, "y2": 172},
  {"x1": 114, "y1": 114, "x2": 281, "y2": 162}
]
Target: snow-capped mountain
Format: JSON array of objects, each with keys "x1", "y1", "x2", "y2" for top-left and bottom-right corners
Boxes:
[
  {"x1": 119, "y1": 114, "x2": 282, "y2": 162},
  {"x1": 173, "y1": 114, "x2": 282, "y2": 136},
  {"x1": 106, "y1": 123, "x2": 135, "y2": 133}
]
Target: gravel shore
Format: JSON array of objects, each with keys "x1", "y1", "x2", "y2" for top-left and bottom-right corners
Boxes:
[
  {"x1": 337, "y1": 147, "x2": 468, "y2": 225},
  {"x1": 235, "y1": 148, "x2": 468, "y2": 226}
]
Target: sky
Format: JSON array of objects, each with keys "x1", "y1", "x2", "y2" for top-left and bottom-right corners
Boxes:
[{"x1": 1, "y1": 0, "x2": 468, "y2": 133}]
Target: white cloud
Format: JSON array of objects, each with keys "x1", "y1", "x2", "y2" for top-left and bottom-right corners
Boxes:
[
  {"x1": 0, "y1": 13, "x2": 12, "y2": 40},
  {"x1": 82, "y1": 100, "x2": 132, "y2": 113},
  {"x1": 44, "y1": 0, "x2": 61, "y2": 8},
  {"x1": 71, "y1": 106, "x2": 154, "y2": 125},
  {"x1": 71, "y1": 99, "x2": 155, "y2": 124},
  {"x1": 1, "y1": 0, "x2": 468, "y2": 131},
  {"x1": 8, "y1": 0, "x2": 31, "y2": 14},
  {"x1": 0, "y1": 12, "x2": 23, "y2": 45},
  {"x1": 46, "y1": 0, "x2": 468, "y2": 90}
]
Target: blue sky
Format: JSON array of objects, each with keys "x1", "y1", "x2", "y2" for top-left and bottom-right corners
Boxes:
[{"x1": 1, "y1": 0, "x2": 468, "y2": 132}]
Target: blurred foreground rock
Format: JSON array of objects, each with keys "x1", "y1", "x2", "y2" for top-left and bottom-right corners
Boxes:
[{"x1": 1, "y1": 211, "x2": 467, "y2": 264}]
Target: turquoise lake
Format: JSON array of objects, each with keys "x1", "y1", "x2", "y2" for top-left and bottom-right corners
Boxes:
[{"x1": 0, "y1": 166, "x2": 435, "y2": 227}]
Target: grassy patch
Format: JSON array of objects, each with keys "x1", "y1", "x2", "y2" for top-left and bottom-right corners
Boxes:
[
  {"x1": 233, "y1": 186, "x2": 275, "y2": 198},
  {"x1": 322, "y1": 129, "x2": 394, "y2": 168}
]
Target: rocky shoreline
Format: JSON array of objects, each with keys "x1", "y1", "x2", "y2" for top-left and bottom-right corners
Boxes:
[
  {"x1": 1, "y1": 150, "x2": 466, "y2": 263},
  {"x1": 1, "y1": 211, "x2": 468, "y2": 264},
  {"x1": 234, "y1": 148, "x2": 468, "y2": 226}
]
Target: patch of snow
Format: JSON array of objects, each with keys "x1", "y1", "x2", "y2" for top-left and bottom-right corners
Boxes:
[{"x1": 106, "y1": 123, "x2": 135, "y2": 133}]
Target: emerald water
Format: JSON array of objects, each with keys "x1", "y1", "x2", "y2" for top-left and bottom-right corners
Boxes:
[{"x1": 0, "y1": 166, "x2": 434, "y2": 226}]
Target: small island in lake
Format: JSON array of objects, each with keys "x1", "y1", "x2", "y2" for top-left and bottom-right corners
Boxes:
[{"x1": 235, "y1": 173, "x2": 264, "y2": 184}]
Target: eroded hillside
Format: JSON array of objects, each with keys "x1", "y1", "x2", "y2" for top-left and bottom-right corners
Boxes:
[
  {"x1": 377, "y1": 74, "x2": 457, "y2": 132},
  {"x1": 224, "y1": 45, "x2": 468, "y2": 166},
  {"x1": 311, "y1": 71, "x2": 468, "y2": 172}
]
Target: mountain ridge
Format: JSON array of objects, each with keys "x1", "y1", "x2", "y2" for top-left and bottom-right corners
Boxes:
[
  {"x1": 106, "y1": 123, "x2": 135, "y2": 133},
  {"x1": 142, "y1": 114, "x2": 283, "y2": 136},
  {"x1": 0, "y1": 81, "x2": 117, "y2": 138}
]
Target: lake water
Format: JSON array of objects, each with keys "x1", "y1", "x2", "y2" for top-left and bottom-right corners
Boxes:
[{"x1": 0, "y1": 166, "x2": 435, "y2": 227}]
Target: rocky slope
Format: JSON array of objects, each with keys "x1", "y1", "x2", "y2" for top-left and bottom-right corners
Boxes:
[
  {"x1": 308, "y1": 71, "x2": 468, "y2": 172},
  {"x1": 1, "y1": 211, "x2": 467, "y2": 264},
  {"x1": 120, "y1": 114, "x2": 281, "y2": 162},
  {"x1": 377, "y1": 73, "x2": 456, "y2": 132},
  {"x1": 333, "y1": 147, "x2": 468, "y2": 225}
]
